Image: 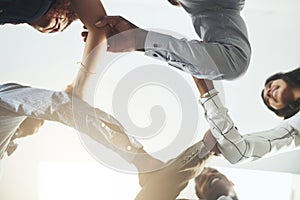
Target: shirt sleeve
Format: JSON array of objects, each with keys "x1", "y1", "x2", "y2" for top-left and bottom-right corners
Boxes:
[
  {"x1": 144, "y1": 31, "x2": 227, "y2": 80},
  {"x1": 199, "y1": 89, "x2": 299, "y2": 164},
  {"x1": 144, "y1": 31, "x2": 249, "y2": 80}
]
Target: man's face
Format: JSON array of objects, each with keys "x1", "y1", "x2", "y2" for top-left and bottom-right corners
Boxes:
[
  {"x1": 29, "y1": 14, "x2": 69, "y2": 33},
  {"x1": 195, "y1": 168, "x2": 236, "y2": 200}
]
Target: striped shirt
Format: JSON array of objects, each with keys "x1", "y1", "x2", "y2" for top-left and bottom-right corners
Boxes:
[{"x1": 199, "y1": 89, "x2": 300, "y2": 164}]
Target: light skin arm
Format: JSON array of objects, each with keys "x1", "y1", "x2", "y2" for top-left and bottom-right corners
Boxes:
[{"x1": 67, "y1": 0, "x2": 110, "y2": 100}]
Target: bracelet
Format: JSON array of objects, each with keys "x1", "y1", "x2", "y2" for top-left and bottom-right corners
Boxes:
[{"x1": 77, "y1": 62, "x2": 96, "y2": 75}]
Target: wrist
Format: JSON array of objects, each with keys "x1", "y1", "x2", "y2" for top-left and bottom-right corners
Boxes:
[
  {"x1": 199, "y1": 89, "x2": 219, "y2": 104},
  {"x1": 198, "y1": 90, "x2": 225, "y2": 117},
  {"x1": 135, "y1": 29, "x2": 148, "y2": 51}
]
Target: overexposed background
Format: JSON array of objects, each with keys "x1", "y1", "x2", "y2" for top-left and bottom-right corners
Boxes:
[{"x1": 0, "y1": 0, "x2": 300, "y2": 199}]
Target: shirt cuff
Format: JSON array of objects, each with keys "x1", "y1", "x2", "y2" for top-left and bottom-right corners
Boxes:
[
  {"x1": 145, "y1": 31, "x2": 170, "y2": 51},
  {"x1": 199, "y1": 89, "x2": 224, "y2": 116},
  {"x1": 144, "y1": 31, "x2": 171, "y2": 61}
]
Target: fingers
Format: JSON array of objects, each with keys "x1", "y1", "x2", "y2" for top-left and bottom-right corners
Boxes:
[
  {"x1": 81, "y1": 31, "x2": 88, "y2": 42},
  {"x1": 81, "y1": 31, "x2": 88, "y2": 37},
  {"x1": 203, "y1": 130, "x2": 219, "y2": 155}
]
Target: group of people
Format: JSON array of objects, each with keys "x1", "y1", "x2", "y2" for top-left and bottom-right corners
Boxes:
[{"x1": 0, "y1": 0, "x2": 299, "y2": 199}]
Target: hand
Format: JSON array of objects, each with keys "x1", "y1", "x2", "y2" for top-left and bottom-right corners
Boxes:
[
  {"x1": 95, "y1": 16, "x2": 148, "y2": 52},
  {"x1": 203, "y1": 130, "x2": 221, "y2": 155},
  {"x1": 16, "y1": 117, "x2": 45, "y2": 138},
  {"x1": 64, "y1": 84, "x2": 74, "y2": 94},
  {"x1": 80, "y1": 25, "x2": 112, "y2": 43}
]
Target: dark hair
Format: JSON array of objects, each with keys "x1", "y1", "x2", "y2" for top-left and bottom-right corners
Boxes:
[
  {"x1": 195, "y1": 187, "x2": 239, "y2": 200},
  {"x1": 46, "y1": 0, "x2": 78, "y2": 27},
  {"x1": 194, "y1": 179, "x2": 239, "y2": 200},
  {"x1": 261, "y1": 67, "x2": 300, "y2": 119},
  {"x1": 231, "y1": 196, "x2": 239, "y2": 200}
]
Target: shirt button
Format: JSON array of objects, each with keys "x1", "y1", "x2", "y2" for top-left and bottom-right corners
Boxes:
[{"x1": 126, "y1": 146, "x2": 132, "y2": 151}]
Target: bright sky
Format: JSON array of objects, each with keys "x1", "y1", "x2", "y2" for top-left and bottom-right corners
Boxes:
[{"x1": 0, "y1": 0, "x2": 300, "y2": 199}]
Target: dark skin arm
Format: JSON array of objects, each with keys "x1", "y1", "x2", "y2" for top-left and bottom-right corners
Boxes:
[
  {"x1": 93, "y1": 16, "x2": 148, "y2": 52},
  {"x1": 193, "y1": 77, "x2": 221, "y2": 155}
]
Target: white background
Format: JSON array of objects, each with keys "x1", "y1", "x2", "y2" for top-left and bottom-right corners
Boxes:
[{"x1": 0, "y1": 0, "x2": 300, "y2": 199}]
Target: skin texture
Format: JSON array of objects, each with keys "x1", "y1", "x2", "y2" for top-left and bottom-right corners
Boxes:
[
  {"x1": 94, "y1": 16, "x2": 148, "y2": 52},
  {"x1": 17, "y1": 117, "x2": 45, "y2": 138},
  {"x1": 68, "y1": 0, "x2": 111, "y2": 100},
  {"x1": 263, "y1": 79, "x2": 297, "y2": 110},
  {"x1": 15, "y1": 0, "x2": 112, "y2": 147},
  {"x1": 195, "y1": 167, "x2": 236, "y2": 200},
  {"x1": 29, "y1": 0, "x2": 111, "y2": 100}
]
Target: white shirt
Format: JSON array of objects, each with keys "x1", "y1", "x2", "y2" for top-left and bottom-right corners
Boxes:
[
  {"x1": 0, "y1": 83, "x2": 142, "y2": 161},
  {"x1": 199, "y1": 89, "x2": 300, "y2": 164}
]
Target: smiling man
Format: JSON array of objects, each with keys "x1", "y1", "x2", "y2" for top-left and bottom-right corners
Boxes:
[{"x1": 193, "y1": 167, "x2": 238, "y2": 200}]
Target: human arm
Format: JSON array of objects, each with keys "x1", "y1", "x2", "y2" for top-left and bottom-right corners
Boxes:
[
  {"x1": 135, "y1": 140, "x2": 212, "y2": 200},
  {"x1": 194, "y1": 78, "x2": 299, "y2": 164},
  {"x1": 15, "y1": 117, "x2": 44, "y2": 139},
  {"x1": 95, "y1": 12, "x2": 251, "y2": 80},
  {"x1": 0, "y1": 84, "x2": 144, "y2": 163},
  {"x1": 95, "y1": 16, "x2": 226, "y2": 80},
  {"x1": 68, "y1": 0, "x2": 110, "y2": 99}
]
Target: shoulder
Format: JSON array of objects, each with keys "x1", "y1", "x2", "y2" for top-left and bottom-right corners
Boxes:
[{"x1": 285, "y1": 111, "x2": 300, "y2": 133}]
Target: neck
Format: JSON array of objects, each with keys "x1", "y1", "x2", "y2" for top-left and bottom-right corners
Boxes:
[{"x1": 293, "y1": 87, "x2": 300, "y2": 100}]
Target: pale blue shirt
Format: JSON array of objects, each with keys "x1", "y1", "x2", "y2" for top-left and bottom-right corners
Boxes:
[{"x1": 144, "y1": 0, "x2": 251, "y2": 80}]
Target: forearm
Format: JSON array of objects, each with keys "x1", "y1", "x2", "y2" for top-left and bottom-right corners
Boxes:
[
  {"x1": 193, "y1": 77, "x2": 214, "y2": 96},
  {"x1": 200, "y1": 91, "x2": 298, "y2": 163},
  {"x1": 136, "y1": 141, "x2": 212, "y2": 200},
  {"x1": 1, "y1": 86, "x2": 143, "y2": 163},
  {"x1": 144, "y1": 31, "x2": 244, "y2": 80},
  {"x1": 215, "y1": 123, "x2": 297, "y2": 164},
  {"x1": 70, "y1": 0, "x2": 109, "y2": 99}
]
